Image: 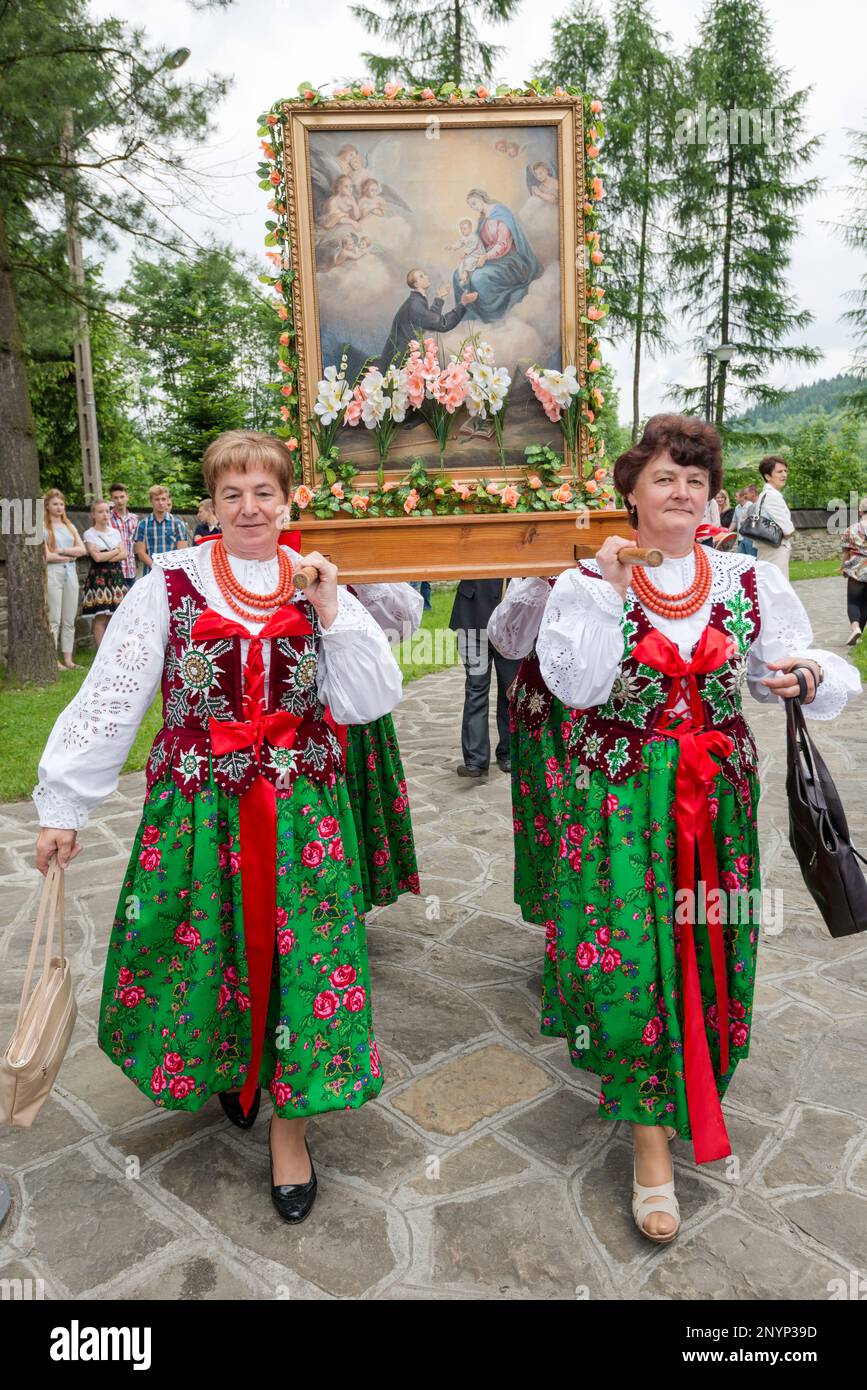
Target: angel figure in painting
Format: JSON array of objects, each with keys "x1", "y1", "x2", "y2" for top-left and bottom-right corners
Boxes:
[{"x1": 527, "y1": 160, "x2": 559, "y2": 205}]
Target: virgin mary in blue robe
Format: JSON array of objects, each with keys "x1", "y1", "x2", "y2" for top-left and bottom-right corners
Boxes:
[{"x1": 452, "y1": 188, "x2": 543, "y2": 323}]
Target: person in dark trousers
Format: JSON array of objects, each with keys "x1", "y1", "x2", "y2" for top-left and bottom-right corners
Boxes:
[
  {"x1": 449, "y1": 578, "x2": 520, "y2": 777},
  {"x1": 378, "y1": 268, "x2": 477, "y2": 371}
]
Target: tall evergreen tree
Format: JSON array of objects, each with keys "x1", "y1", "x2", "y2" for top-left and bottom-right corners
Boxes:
[
  {"x1": 533, "y1": 0, "x2": 609, "y2": 95},
  {"x1": 603, "y1": 0, "x2": 676, "y2": 441},
  {"x1": 668, "y1": 0, "x2": 821, "y2": 424},
  {"x1": 349, "y1": 0, "x2": 522, "y2": 86},
  {"x1": 830, "y1": 124, "x2": 867, "y2": 415},
  {"x1": 0, "y1": 0, "x2": 227, "y2": 682}
]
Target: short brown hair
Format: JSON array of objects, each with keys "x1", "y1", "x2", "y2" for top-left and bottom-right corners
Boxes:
[
  {"x1": 758, "y1": 455, "x2": 787, "y2": 480},
  {"x1": 613, "y1": 413, "x2": 723, "y2": 524},
  {"x1": 202, "y1": 430, "x2": 293, "y2": 498}
]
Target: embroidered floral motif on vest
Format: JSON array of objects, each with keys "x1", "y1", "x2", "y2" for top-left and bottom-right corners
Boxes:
[
  {"x1": 567, "y1": 561, "x2": 761, "y2": 795},
  {"x1": 146, "y1": 567, "x2": 343, "y2": 797}
]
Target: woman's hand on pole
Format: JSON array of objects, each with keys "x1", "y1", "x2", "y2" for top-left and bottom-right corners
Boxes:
[
  {"x1": 35, "y1": 827, "x2": 81, "y2": 875},
  {"x1": 595, "y1": 535, "x2": 635, "y2": 602},
  {"x1": 299, "y1": 551, "x2": 339, "y2": 629}
]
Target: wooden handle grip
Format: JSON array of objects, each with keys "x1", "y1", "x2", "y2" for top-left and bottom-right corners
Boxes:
[
  {"x1": 291, "y1": 564, "x2": 320, "y2": 590},
  {"x1": 574, "y1": 544, "x2": 663, "y2": 567}
]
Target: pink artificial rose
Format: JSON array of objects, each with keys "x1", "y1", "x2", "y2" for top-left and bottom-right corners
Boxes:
[
  {"x1": 330, "y1": 482, "x2": 344, "y2": 499},
  {"x1": 351, "y1": 495, "x2": 369, "y2": 512},
  {"x1": 342, "y1": 986, "x2": 366, "y2": 1013},
  {"x1": 330, "y1": 964, "x2": 357, "y2": 989},
  {"x1": 151, "y1": 1066, "x2": 167, "y2": 1095},
  {"x1": 168, "y1": 1075, "x2": 196, "y2": 1099},
  {"x1": 163, "y1": 1052, "x2": 185, "y2": 1075},
  {"x1": 501, "y1": 484, "x2": 519, "y2": 508},
  {"x1": 313, "y1": 990, "x2": 340, "y2": 1019},
  {"x1": 301, "y1": 841, "x2": 325, "y2": 867},
  {"x1": 420, "y1": 87, "x2": 435, "y2": 100},
  {"x1": 138, "y1": 847, "x2": 161, "y2": 872},
  {"x1": 293, "y1": 485, "x2": 313, "y2": 510}
]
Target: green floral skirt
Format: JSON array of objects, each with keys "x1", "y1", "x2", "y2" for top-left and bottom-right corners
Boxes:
[
  {"x1": 97, "y1": 770, "x2": 383, "y2": 1118},
  {"x1": 344, "y1": 716, "x2": 419, "y2": 915},
  {"x1": 529, "y1": 737, "x2": 761, "y2": 1138},
  {"x1": 509, "y1": 694, "x2": 578, "y2": 926}
]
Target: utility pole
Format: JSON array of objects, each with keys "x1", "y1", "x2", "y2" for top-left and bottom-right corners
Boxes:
[{"x1": 61, "y1": 107, "x2": 102, "y2": 503}]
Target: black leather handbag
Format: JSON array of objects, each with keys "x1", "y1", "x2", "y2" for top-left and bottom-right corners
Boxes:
[
  {"x1": 785, "y1": 689, "x2": 867, "y2": 937},
  {"x1": 740, "y1": 493, "x2": 784, "y2": 547}
]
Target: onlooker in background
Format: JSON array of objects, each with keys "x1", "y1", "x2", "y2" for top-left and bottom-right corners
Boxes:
[
  {"x1": 841, "y1": 495, "x2": 867, "y2": 645},
  {"x1": 411, "y1": 580, "x2": 432, "y2": 610},
  {"x1": 448, "y1": 578, "x2": 520, "y2": 777},
  {"x1": 134, "y1": 485, "x2": 188, "y2": 570},
  {"x1": 108, "y1": 482, "x2": 138, "y2": 589},
  {"x1": 81, "y1": 499, "x2": 126, "y2": 647},
  {"x1": 43, "y1": 488, "x2": 85, "y2": 671},
  {"x1": 733, "y1": 483, "x2": 758, "y2": 557},
  {"x1": 716, "y1": 489, "x2": 733, "y2": 527},
  {"x1": 193, "y1": 497, "x2": 221, "y2": 539},
  {"x1": 751, "y1": 456, "x2": 795, "y2": 575},
  {"x1": 703, "y1": 494, "x2": 721, "y2": 527}
]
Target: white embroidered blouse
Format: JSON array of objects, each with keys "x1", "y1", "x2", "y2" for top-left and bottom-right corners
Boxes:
[
  {"x1": 33, "y1": 545, "x2": 404, "y2": 830},
  {"x1": 487, "y1": 549, "x2": 861, "y2": 721}
]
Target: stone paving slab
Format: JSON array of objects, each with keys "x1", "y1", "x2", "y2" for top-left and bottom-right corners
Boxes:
[{"x1": 1, "y1": 574, "x2": 865, "y2": 1300}]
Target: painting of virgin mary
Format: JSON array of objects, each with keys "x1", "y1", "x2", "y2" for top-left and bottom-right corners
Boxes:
[{"x1": 454, "y1": 187, "x2": 544, "y2": 322}]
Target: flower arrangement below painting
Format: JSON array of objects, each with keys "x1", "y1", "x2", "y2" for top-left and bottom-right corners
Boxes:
[{"x1": 257, "y1": 81, "x2": 614, "y2": 523}]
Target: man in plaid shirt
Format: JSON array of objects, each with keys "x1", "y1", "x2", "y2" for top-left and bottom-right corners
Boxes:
[
  {"x1": 108, "y1": 482, "x2": 139, "y2": 588},
  {"x1": 134, "y1": 484, "x2": 188, "y2": 569}
]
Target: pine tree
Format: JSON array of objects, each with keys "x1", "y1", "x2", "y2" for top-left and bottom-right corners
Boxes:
[
  {"x1": 668, "y1": 0, "x2": 821, "y2": 425},
  {"x1": 830, "y1": 125, "x2": 867, "y2": 416},
  {"x1": 349, "y1": 0, "x2": 522, "y2": 86},
  {"x1": 603, "y1": 0, "x2": 676, "y2": 441},
  {"x1": 533, "y1": 0, "x2": 609, "y2": 95}
]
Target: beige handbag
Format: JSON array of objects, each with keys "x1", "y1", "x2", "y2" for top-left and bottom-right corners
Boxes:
[{"x1": 0, "y1": 862, "x2": 77, "y2": 1127}]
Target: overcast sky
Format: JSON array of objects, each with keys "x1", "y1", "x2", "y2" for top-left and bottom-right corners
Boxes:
[{"x1": 90, "y1": 0, "x2": 866, "y2": 420}]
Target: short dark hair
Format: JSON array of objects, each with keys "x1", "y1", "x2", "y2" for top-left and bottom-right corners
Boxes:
[
  {"x1": 108, "y1": 482, "x2": 127, "y2": 494},
  {"x1": 758, "y1": 455, "x2": 787, "y2": 480},
  {"x1": 406, "y1": 268, "x2": 424, "y2": 289},
  {"x1": 613, "y1": 413, "x2": 723, "y2": 525}
]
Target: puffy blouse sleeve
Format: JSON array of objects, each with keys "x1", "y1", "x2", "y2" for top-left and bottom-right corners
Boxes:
[
  {"x1": 487, "y1": 577, "x2": 553, "y2": 659},
  {"x1": 32, "y1": 568, "x2": 170, "y2": 829},
  {"x1": 315, "y1": 587, "x2": 403, "y2": 724},
  {"x1": 536, "y1": 565, "x2": 626, "y2": 708},
  {"x1": 349, "y1": 582, "x2": 424, "y2": 643},
  {"x1": 747, "y1": 560, "x2": 862, "y2": 720}
]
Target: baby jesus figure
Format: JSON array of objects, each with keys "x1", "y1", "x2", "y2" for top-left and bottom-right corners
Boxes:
[{"x1": 445, "y1": 218, "x2": 487, "y2": 286}]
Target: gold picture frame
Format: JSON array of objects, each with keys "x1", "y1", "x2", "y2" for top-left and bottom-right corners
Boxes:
[{"x1": 280, "y1": 96, "x2": 588, "y2": 488}]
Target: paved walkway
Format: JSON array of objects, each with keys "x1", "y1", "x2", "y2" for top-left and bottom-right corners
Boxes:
[{"x1": 1, "y1": 576, "x2": 865, "y2": 1300}]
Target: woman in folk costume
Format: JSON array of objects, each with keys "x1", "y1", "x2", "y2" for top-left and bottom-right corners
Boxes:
[
  {"x1": 533, "y1": 415, "x2": 860, "y2": 1243},
  {"x1": 488, "y1": 577, "x2": 583, "y2": 926},
  {"x1": 342, "y1": 583, "x2": 423, "y2": 914},
  {"x1": 33, "y1": 431, "x2": 403, "y2": 1226}
]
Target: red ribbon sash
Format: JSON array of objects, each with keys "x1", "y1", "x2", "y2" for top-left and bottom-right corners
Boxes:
[
  {"x1": 190, "y1": 600, "x2": 343, "y2": 1116},
  {"x1": 632, "y1": 625, "x2": 737, "y2": 1164}
]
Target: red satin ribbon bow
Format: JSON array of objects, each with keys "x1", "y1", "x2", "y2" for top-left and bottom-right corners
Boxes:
[{"x1": 632, "y1": 625, "x2": 737, "y2": 1164}]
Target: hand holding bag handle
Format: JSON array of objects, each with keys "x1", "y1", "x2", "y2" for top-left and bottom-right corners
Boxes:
[
  {"x1": 0, "y1": 862, "x2": 77, "y2": 1127},
  {"x1": 785, "y1": 688, "x2": 867, "y2": 939}
]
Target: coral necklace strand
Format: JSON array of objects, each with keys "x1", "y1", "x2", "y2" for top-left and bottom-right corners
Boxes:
[
  {"x1": 211, "y1": 538, "x2": 295, "y2": 624},
  {"x1": 631, "y1": 541, "x2": 711, "y2": 619}
]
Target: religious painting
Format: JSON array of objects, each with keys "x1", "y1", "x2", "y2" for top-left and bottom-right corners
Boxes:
[{"x1": 282, "y1": 99, "x2": 587, "y2": 485}]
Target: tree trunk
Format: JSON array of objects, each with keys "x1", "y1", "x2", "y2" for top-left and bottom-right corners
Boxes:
[
  {"x1": 717, "y1": 147, "x2": 736, "y2": 426},
  {"x1": 632, "y1": 112, "x2": 652, "y2": 443},
  {"x1": 0, "y1": 200, "x2": 59, "y2": 684},
  {"x1": 453, "y1": 0, "x2": 462, "y2": 84}
]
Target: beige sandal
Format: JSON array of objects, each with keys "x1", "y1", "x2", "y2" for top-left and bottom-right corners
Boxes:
[
  {"x1": 663, "y1": 1125, "x2": 677, "y2": 1141},
  {"x1": 632, "y1": 1156, "x2": 681, "y2": 1243}
]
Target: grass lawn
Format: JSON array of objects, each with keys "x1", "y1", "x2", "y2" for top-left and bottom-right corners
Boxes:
[
  {"x1": 789, "y1": 558, "x2": 842, "y2": 581},
  {"x1": 0, "y1": 584, "x2": 459, "y2": 806}
]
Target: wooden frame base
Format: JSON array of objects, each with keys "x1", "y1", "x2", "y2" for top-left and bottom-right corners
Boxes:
[{"x1": 295, "y1": 509, "x2": 629, "y2": 583}]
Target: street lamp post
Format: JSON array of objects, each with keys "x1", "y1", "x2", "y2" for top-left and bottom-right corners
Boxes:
[
  {"x1": 704, "y1": 340, "x2": 736, "y2": 424},
  {"x1": 61, "y1": 48, "x2": 190, "y2": 502}
]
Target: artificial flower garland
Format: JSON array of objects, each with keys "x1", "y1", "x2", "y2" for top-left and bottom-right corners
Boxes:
[{"x1": 255, "y1": 81, "x2": 613, "y2": 521}]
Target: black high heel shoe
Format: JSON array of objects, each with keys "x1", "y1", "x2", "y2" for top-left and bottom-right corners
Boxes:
[
  {"x1": 269, "y1": 1118, "x2": 317, "y2": 1225},
  {"x1": 218, "y1": 1086, "x2": 261, "y2": 1129}
]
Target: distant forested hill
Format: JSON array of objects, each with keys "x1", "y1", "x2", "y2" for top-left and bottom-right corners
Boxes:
[{"x1": 730, "y1": 374, "x2": 863, "y2": 435}]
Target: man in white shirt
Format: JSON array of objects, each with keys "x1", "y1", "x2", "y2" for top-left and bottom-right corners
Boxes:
[{"x1": 750, "y1": 456, "x2": 795, "y2": 575}]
